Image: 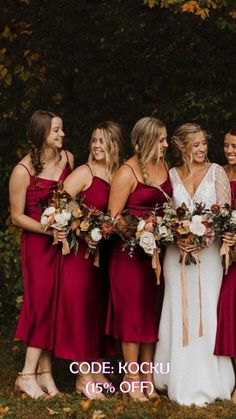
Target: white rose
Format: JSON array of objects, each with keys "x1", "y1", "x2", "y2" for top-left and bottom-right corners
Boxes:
[
  {"x1": 137, "y1": 220, "x2": 146, "y2": 232},
  {"x1": 40, "y1": 215, "x2": 49, "y2": 226},
  {"x1": 139, "y1": 231, "x2": 157, "y2": 256},
  {"x1": 43, "y1": 206, "x2": 56, "y2": 216},
  {"x1": 159, "y1": 226, "x2": 168, "y2": 237},
  {"x1": 231, "y1": 210, "x2": 236, "y2": 224},
  {"x1": 90, "y1": 227, "x2": 102, "y2": 242},
  {"x1": 189, "y1": 222, "x2": 206, "y2": 236},
  {"x1": 191, "y1": 215, "x2": 203, "y2": 223},
  {"x1": 61, "y1": 209, "x2": 72, "y2": 221}
]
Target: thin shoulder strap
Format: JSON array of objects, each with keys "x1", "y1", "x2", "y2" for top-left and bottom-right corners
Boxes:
[
  {"x1": 123, "y1": 163, "x2": 139, "y2": 182},
  {"x1": 18, "y1": 163, "x2": 31, "y2": 177},
  {"x1": 85, "y1": 163, "x2": 93, "y2": 177},
  {"x1": 163, "y1": 161, "x2": 169, "y2": 175},
  {"x1": 64, "y1": 149, "x2": 69, "y2": 162}
]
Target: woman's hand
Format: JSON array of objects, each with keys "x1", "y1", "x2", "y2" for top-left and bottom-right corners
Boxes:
[
  {"x1": 56, "y1": 228, "x2": 68, "y2": 241},
  {"x1": 84, "y1": 236, "x2": 98, "y2": 249},
  {"x1": 222, "y1": 232, "x2": 236, "y2": 247},
  {"x1": 176, "y1": 238, "x2": 201, "y2": 253}
]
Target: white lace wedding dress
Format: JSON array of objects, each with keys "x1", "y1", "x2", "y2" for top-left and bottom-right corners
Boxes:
[{"x1": 154, "y1": 163, "x2": 235, "y2": 406}]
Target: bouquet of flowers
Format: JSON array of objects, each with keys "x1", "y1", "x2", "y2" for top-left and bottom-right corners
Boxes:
[
  {"x1": 75, "y1": 208, "x2": 116, "y2": 266},
  {"x1": 162, "y1": 202, "x2": 215, "y2": 265},
  {"x1": 114, "y1": 207, "x2": 173, "y2": 283},
  {"x1": 40, "y1": 181, "x2": 84, "y2": 255},
  {"x1": 209, "y1": 203, "x2": 236, "y2": 271}
]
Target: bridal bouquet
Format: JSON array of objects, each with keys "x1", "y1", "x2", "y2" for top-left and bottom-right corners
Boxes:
[
  {"x1": 40, "y1": 182, "x2": 84, "y2": 255},
  {"x1": 162, "y1": 202, "x2": 215, "y2": 265}
]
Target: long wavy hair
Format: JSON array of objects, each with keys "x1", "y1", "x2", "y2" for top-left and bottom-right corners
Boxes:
[
  {"x1": 88, "y1": 121, "x2": 124, "y2": 181},
  {"x1": 171, "y1": 123, "x2": 207, "y2": 171},
  {"x1": 131, "y1": 116, "x2": 166, "y2": 183},
  {"x1": 27, "y1": 109, "x2": 59, "y2": 175}
]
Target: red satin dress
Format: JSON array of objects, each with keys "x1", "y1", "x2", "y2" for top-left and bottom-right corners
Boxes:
[
  {"x1": 54, "y1": 167, "x2": 114, "y2": 361},
  {"x1": 15, "y1": 159, "x2": 71, "y2": 350},
  {"x1": 214, "y1": 180, "x2": 236, "y2": 356},
  {"x1": 106, "y1": 164, "x2": 172, "y2": 343}
]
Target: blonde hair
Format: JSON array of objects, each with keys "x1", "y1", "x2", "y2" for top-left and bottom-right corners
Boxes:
[
  {"x1": 88, "y1": 121, "x2": 123, "y2": 181},
  {"x1": 171, "y1": 123, "x2": 207, "y2": 170},
  {"x1": 131, "y1": 117, "x2": 166, "y2": 184}
]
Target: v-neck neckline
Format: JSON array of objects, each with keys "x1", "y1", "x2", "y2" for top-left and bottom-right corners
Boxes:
[{"x1": 173, "y1": 164, "x2": 214, "y2": 201}]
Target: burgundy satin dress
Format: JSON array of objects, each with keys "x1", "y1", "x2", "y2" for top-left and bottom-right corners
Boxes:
[
  {"x1": 54, "y1": 170, "x2": 114, "y2": 361},
  {"x1": 15, "y1": 160, "x2": 71, "y2": 351},
  {"x1": 106, "y1": 164, "x2": 172, "y2": 343},
  {"x1": 214, "y1": 180, "x2": 236, "y2": 356}
]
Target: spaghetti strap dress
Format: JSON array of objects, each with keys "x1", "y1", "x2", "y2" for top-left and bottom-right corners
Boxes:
[
  {"x1": 54, "y1": 166, "x2": 114, "y2": 361},
  {"x1": 106, "y1": 164, "x2": 172, "y2": 343},
  {"x1": 214, "y1": 180, "x2": 236, "y2": 356},
  {"x1": 15, "y1": 158, "x2": 71, "y2": 351}
]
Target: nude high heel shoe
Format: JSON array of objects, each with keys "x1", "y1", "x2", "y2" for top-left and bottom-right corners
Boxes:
[{"x1": 15, "y1": 372, "x2": 48, "y2": 399}]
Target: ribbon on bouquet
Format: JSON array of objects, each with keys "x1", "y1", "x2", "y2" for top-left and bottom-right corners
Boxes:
[
  {"x1": 53, "y1": 231, "x2": 70, "y2": 255},
  {"x1": 84, "y1": 245, "x2": 100, "y2": 267},
  {"x1": 220, "y1": 242, "x2": 230, "y2": 275},
  {"x1": 180, "y1": 250, "x2": 203, "y2": 347},
  {"x1": 152, "y1": 248, "x2": 161, "y2": 285}
]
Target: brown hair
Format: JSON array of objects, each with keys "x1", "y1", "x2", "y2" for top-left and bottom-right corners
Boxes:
[
  {"x1": 27, "y1": 109, "x2": 58, "y2": 175},
  {"x1": 88, "y1": 121, "x2": 124, "y2": 181}
]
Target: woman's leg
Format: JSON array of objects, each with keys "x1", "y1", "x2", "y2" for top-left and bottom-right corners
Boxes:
[
  {"x1": 140, "y1": 342, "x2": 159, "y2": 399},
  {"x1": 15, "y1": 347, "x2": 46, "y2": 399},
  {"x1": 121, "y1": 341, "x2": 148, "y2": 402},
  {"x1": 36, "y1": 350, "x2": 60, "y2": 396}
]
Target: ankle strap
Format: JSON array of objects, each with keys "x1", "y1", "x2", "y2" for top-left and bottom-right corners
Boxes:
[
  {"x1": 36, "y1": 371, "x2": 51, "y2": 375},
  {"x1": 18, "y1": 372, "x2": 36, "y2": 376}
]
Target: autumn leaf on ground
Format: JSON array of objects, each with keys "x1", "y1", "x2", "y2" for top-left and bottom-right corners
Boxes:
[
  {"x1": 113, "y1": 405, "x2": 124, "y2": 414},
  {"x1": 91, "y1": 410, "x2": 106, "y2": 419},
  {"x1": 62, "y1": 407, "x2": 73, "y2": 413},
  {"x1": 46, "y1": 407, "x2": 58, "y2": 416},
  {"x1": 79, "y1": 399, "x2": 91, "y2": 412},
  {"x1": 0, "y1": 406, "x2": 10, "y2": 417}
]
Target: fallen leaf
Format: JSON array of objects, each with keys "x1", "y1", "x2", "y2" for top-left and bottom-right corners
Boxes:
[
  {"x1": 79, "y1": 399, "x2": 91, "y2": 412},
  {"x1": 63, "y1": 407, "x2": 73, "y2": 413},
  {"x1": 91, "y1": 410, "x2": 106, "y2": 419},
  {"x1": 113, "y1": 406, "x2": 124, "y2": 414},
  {"x1": 0, "y1": 406, "x2": 10, "y2": 417},
  {"x1": 46, "y1": 407, "x2": 58, "y2": 416}
]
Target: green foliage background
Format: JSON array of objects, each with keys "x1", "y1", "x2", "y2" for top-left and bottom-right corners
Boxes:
[{"x1": 0, "y1": 0, "x2": 235, "y2": 327}]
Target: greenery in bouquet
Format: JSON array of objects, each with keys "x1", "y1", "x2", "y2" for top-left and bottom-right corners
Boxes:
[{"x1": 162, "y1": 202, "x2": 215, "y2": 265}]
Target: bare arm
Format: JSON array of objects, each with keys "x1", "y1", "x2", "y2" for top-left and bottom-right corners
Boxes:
[
  {"x1": 108, "y1": 165, "x2": 136, "y2": 217},
  {"x1": 63, "y1": 165, "x2": 92, "y2": 197},
  {"x1": 9, "y1": 165, "x2": 52, "y2": 235}
]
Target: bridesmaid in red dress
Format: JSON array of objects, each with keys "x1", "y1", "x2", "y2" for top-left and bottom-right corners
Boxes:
[
  {"x1": 106, "y1": 117, "x2": 172, "y2": 401},
  {"x1": 214, "y1": 127, "x2": 236, "y2": 401},
  {"x1": 9, "y1": 110, "x2": 73, "y2": 399},
  {"x1": 54, "y1": 121, "x2": 123, "y2": 399}
]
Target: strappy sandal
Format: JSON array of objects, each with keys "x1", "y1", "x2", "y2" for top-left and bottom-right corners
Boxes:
[
  {"x1": 122, "y1": 374, "x2": 148, "y2": 402},
  {"x1": 36, "y1": 370, "x2": 62, "y2": 397},
  {"x1": 15, "y1": 372, "x2": 48, "y2": 399},
  {"x1": 76, "y1": 378, "x2": 106, "y2": 400}
]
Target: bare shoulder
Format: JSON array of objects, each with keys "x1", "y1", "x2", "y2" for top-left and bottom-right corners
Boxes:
[{"x1": 10, "y1": 155, "x2": 31, "y2": 179}]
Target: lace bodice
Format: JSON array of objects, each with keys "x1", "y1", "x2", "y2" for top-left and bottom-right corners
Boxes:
[{"x1": 170, "y1": 163, "x2": 231, "y2": 211}]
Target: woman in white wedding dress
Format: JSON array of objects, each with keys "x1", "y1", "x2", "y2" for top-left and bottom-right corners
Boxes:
[{"x1": 154, "y1": 123, "x2": 235, "y2": 406}]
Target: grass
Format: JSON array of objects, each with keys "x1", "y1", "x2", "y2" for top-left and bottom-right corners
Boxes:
[{"x1": 1, "y1": 331, "x2": 236, "y2": 419}]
